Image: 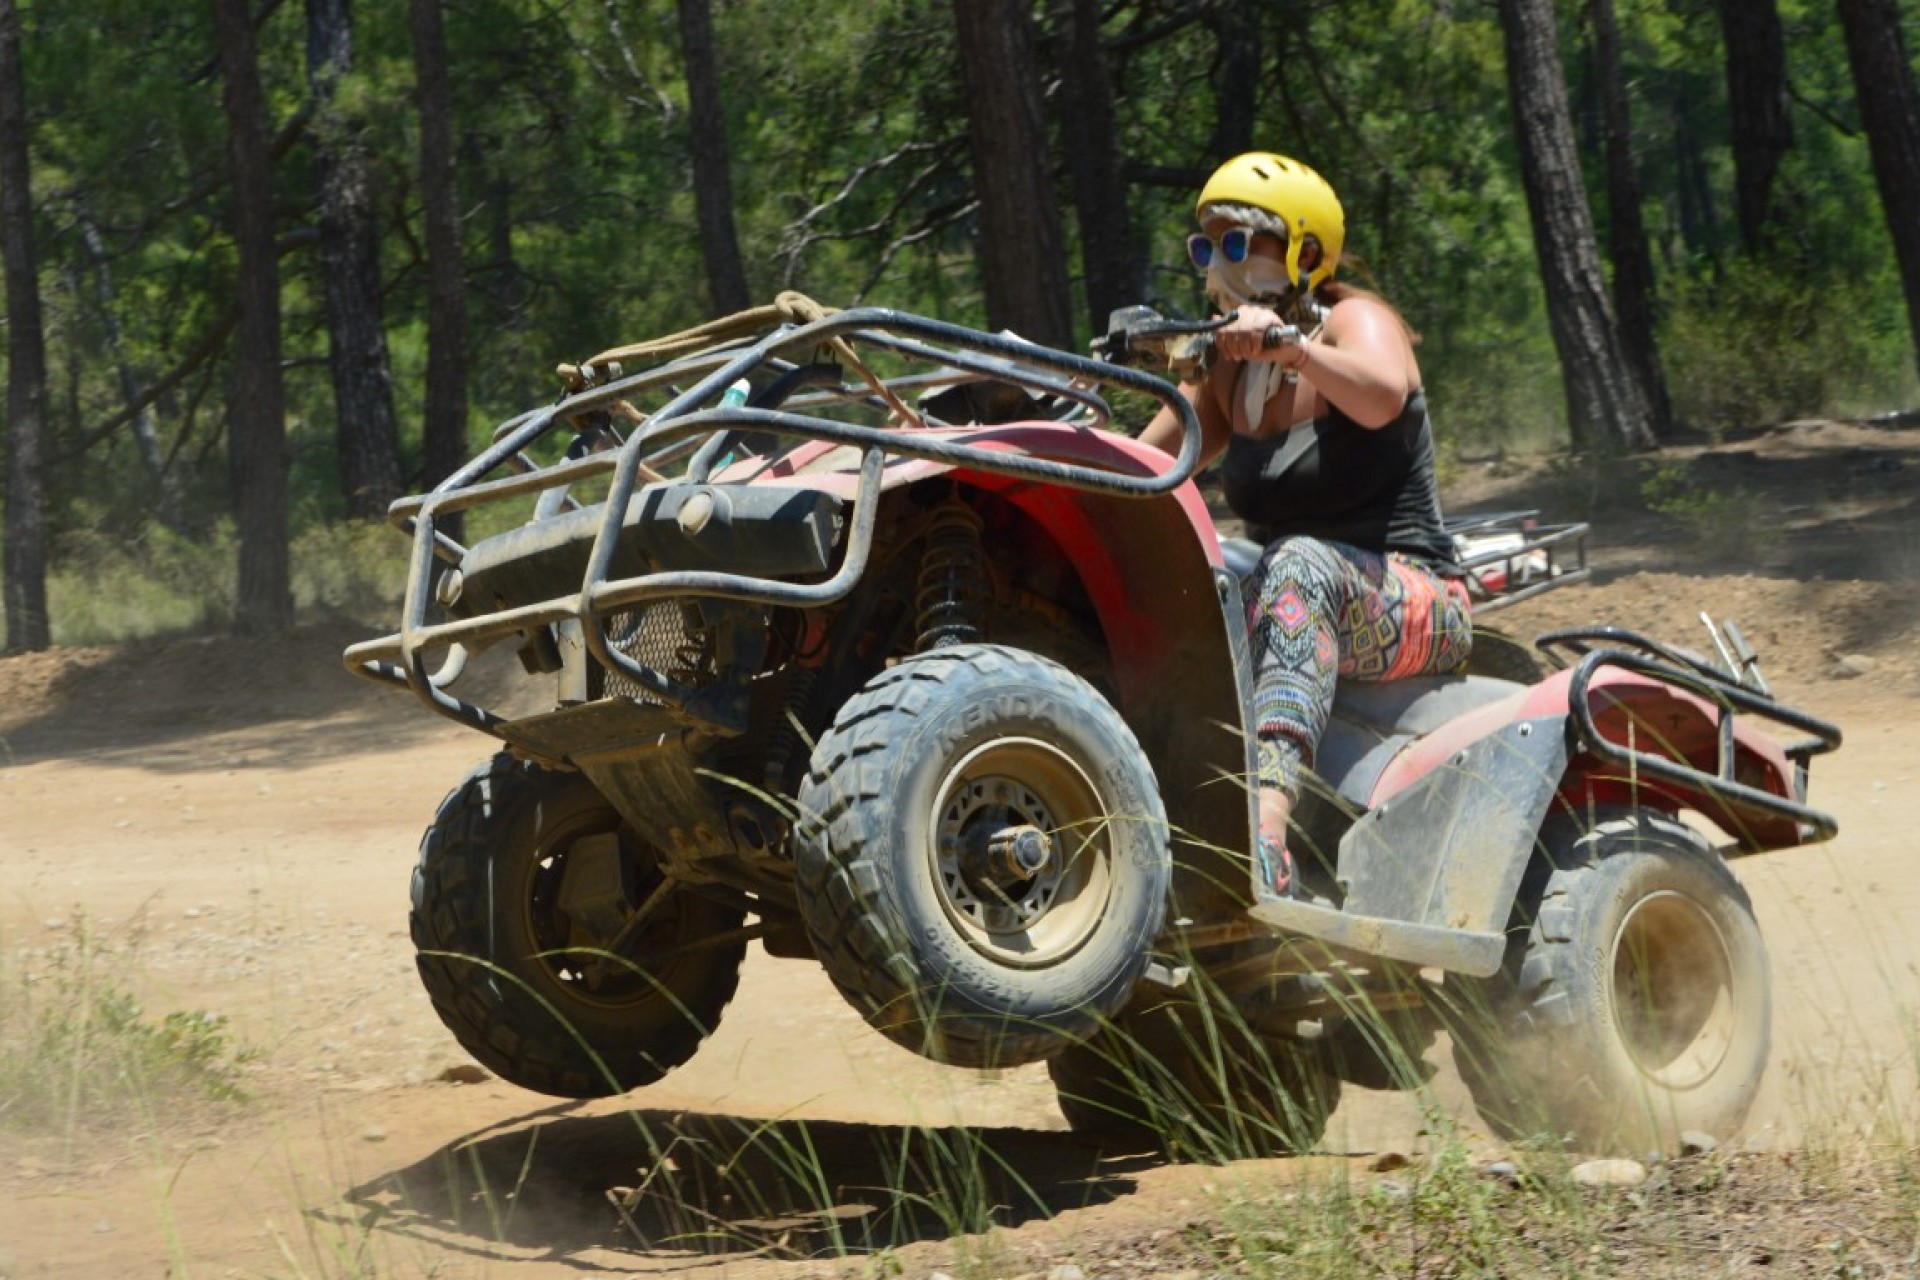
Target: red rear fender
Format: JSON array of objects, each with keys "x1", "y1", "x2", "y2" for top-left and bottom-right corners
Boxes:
[{"x1": 1372, "y1": 667, "x2": 1807, "y2": 851}]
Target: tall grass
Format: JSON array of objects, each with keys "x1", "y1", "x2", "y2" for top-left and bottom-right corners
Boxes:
[
  {"x1": 0, "y1": 908, "x2": 257, "y2": 1136},
  {"x1": 42, "y1": 890, "x2": 1906, "y2": 1278}
]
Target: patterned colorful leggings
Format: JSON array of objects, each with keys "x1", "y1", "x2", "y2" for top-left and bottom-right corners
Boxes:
[{"x1": 1247, "y1": 536, "x2": 1474, "y2": 801}]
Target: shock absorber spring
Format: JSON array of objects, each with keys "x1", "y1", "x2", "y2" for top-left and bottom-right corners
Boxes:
[
  {"x1": 763, "y1": 664, "x2": 819, "y2": 796},
  {"x1": 671, "y1": 601, "x2": 716, "y2": 683},
  {"x1": 915, "y1": 500, "x2": 989, "y2": 651}
]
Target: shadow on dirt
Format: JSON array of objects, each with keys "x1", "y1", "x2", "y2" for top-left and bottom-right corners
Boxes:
[{"x1": 329, "y1": 1103, "x2": 1154, "y2": 1267}]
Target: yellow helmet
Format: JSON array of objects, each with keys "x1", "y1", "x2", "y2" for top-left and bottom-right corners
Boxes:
[{"x1": 1196, "y1": 152, "x2": 1345, "y2": 291}]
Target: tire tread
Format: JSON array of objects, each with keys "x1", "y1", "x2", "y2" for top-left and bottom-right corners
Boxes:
[
  {"x1": 411, "y1": 753, "x2": 744, "y2": 1098},
  {"x1": 795, "y1": 646, "x2": 1168, "y2": 1067}
]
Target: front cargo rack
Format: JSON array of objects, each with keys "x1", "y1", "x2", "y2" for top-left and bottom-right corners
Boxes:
[{"x1": 343, "y1": 302, "x2": 1202, "y2": 740}]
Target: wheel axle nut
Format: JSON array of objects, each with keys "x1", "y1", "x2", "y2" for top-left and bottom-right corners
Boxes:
[{"x1": 987, "y1": 825, "x2": 1051, "y2": 881}]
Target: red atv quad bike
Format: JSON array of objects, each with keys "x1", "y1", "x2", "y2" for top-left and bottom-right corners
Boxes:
[{"x1": 346, "y1": 297, "x2": 1841, "y2": 1158}]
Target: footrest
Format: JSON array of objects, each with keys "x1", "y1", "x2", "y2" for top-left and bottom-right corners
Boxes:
[{"x1": 1247, "y1": 896, "x2": 1507, "y2": 977}]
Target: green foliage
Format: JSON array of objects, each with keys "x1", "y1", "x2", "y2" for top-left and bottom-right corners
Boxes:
[
  {"x1": 47, "y1": 521, "x2": 238, "y2": 644},
  {"x1": 1217, "y1": 1128, "x2": 1559, "y2": 1279},
  {"x1": 30, "y1": 518, "x2": 404, "y2": 645},
  {"x1": 289, "y1": 521, "x2": 411, "y2": 622},
  {"x1": 5, "y1": 0, "x2": 1919, "y2": 646},
  {"x1": 1427, "y1": 313, "x2": 1570, "y2": 452},
  {"x1": 0, "y1": 912, "x2": 258, "y2": 1133},
  {"x1": 1639, "y1": 460, "x2": 1777, "y2": 562},
  {"x1": 1660, "y1": 260, "x2": 1910, "y2": 434}
]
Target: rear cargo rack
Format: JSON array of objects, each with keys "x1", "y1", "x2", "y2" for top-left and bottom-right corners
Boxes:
[
  {"x1": 1446, "y1": 509, "x2": 1590, "y2": 613},
  {"x1": 343, "y1": 306, "x2": 1201, "y2": 739},
  {"x1": 1541, "y1": 626, "x2": 1844, "y2": 841}
]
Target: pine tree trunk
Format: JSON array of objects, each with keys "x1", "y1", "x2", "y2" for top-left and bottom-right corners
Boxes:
[
  {"x1": 215, "y1": 0, "x2": 293, "y2": 634},
  {"x1": 1837, "y1": 0, "x2": 1920, "y2": 381},
  {"x1": 410, "y1": 0, "x2": 470, "y2": 540},
  {"x1": 308, "y1": 0, "x2": 403, "y2": 521},
  {"x1": 952, "y1": 0, "x2": 1074, "y2": 350},
  {"x1": 1589, "y1": 0, "x2": 1674, "y2": 438},
  {"x1": 677, "y1": 0, "x2": 750, "y2": 315},
  {"x1": 1499, "y1": 0, "x2": 1655, "y2": 451},
  {"x1": 1205, "y1": 0, "x2": 1260, "y2": 159},
  {"x1": 1049, "y1": 0, "x2": 1141, "y2": 336},
  {"x1": 0, "y1": 0, "x2": 50, "y2": 651},
  {"x1": 1718, "y1": 0, "x2": 1793, "y2": 253}
]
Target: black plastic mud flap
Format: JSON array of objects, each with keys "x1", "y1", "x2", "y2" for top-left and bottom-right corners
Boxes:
[{"x1": 1249, "y1": 715, "x2": 1570, "y2": 976}]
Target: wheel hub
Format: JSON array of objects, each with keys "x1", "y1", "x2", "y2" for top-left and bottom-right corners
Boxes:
[
  {"x1": 1612, "y1": 890, "x2": 1736, "y2": 1089},
  {"x1": 939, "y1": 777, "x2": 1066, "y2": 932},
  {"x1": 529, "y1": 820, "x2": 674, "y2": 1005},
  {"x1": 930, "y1": 737, "x2": 1114, "y2": 965},
  {"x1": 966, "y1": 822, "x2": 1053, "y2": 884}
]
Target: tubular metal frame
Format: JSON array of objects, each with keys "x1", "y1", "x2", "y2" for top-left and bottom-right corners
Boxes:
[
  {"x1": 1545, "y1": 626, "x2": 1844, "y2": 840},
  {"x1": 344, "y1": 308, "x2": 1202, "y2": 738}
]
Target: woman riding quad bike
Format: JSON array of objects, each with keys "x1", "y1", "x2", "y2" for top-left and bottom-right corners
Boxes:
[{"x1": 346, "y1": 286, "x2": 1839, "y2": 1159}]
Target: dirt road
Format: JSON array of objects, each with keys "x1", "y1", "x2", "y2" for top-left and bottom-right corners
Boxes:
[
  {"x1": 4, "y1": 420, "x2": 1919, "y2": 1276},
  {"x1": 1, "y1": 614, "x2": 1913, "y2": 1278}
]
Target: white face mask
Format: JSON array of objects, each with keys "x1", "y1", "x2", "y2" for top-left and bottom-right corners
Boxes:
[{"x1": 1205, "y1": 255, "x2": 1296, "y2": 311}]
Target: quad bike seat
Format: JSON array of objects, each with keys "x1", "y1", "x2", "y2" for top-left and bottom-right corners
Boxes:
[
  {"x1": 1318, "y1": 675, "x2": 1526, "y2": 809},
  {"x1": 1221, "y1": 534, "x2": 1526, "y2": 806}
]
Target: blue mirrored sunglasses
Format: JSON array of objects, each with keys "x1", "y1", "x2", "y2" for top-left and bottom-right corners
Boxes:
[{"x1": 1186, "y1": 226, "x2": 1253, "y2": 270}]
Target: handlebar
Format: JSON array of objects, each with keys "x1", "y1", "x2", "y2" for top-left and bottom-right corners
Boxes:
[{"x1": 1091, "y1": 305, "x2": 1300, "y2": 381}]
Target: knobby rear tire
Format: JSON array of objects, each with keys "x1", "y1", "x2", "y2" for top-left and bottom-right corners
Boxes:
[{"x1": 1449, "y1": 810, "x2": 1770, "y2": 1154}]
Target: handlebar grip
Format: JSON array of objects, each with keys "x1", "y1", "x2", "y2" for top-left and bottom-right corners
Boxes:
[{"x1": 1262, "y1": 325, "x2": 1298, "y2": 350}]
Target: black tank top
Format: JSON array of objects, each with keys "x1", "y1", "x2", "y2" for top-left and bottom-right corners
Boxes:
[{"x1": 1220, "y1": 390, "x2": 1459, "y2": 571}]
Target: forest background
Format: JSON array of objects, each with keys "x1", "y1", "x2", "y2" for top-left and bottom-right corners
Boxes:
[{"x1": 2, "y1": 0, "x2": 1919, "y2": 649}]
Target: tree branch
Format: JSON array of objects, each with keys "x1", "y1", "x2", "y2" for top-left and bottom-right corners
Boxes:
[
  {"x1": 57, "y1": 305, "x2": 239, "y2": 461},
  {"x1": 55, "y1": 105, "x2": 310, "y2": 243},
  {"x1": 854, "y1": 198, "x2": 977, "y2": 303},
  {"x1": 778, "y1": 138, "x2": 964, "y2": 283},
  {"x1": 1108, "y1": 2, "x2": 1206, "y2": 54},
  {"x1": 56, "y1": 228, "x2": 318, "y2": 462},
  {"x1": 1789, "y1": 83, "x2": 1860, "y2": 138}
]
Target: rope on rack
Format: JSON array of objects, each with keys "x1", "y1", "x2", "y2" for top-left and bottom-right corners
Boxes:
[{"x1": 552, "y1": 291, "x2": 926, "y2": 431}]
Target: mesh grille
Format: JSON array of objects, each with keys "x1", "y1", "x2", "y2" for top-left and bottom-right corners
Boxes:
[{"x1": 598, "y1": 602, "x2": 714, "y2": 702}]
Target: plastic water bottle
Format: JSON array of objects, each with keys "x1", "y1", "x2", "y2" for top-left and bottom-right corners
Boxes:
[{"x1": 715, "y1": 379, "x2": 751, "y2": 470}]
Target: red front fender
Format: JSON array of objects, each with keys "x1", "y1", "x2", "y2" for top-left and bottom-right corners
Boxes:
[{"x1": 760, "y1": 423, "x2": 1255, "y2": 913}]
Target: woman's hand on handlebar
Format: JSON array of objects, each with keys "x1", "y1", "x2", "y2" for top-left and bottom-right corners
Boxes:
[{"x1": 1212, "y1": 306, "x2": 1302, "y2": 364}]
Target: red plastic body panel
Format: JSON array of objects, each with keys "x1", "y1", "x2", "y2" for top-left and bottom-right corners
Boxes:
[
  {"x1": 751, "y1": 424, "x2": 1229, "y2": 678},
  {"x1": 1369, "y1": 667, "x2": 1806, "y2": 850},
  {"x1": 745, "y1": 421, "x2": 1255, "y2": 913},
  {"x1": 758, "y1": 424, "x2": 1222, "y2": 553}
]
